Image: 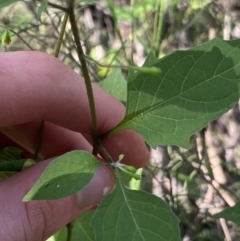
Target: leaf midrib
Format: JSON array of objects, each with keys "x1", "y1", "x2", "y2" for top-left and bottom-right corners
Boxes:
[
  {"x1": 118, "y1": 178, "x2": 146, "y2": 241},
  {"x1": 118, "y1": 54, "x2": 240, "y2": 131}
]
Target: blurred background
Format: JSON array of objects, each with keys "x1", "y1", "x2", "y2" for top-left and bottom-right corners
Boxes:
[{"x1": 1, "y1": 0, "x2": 240, "y2": 240}]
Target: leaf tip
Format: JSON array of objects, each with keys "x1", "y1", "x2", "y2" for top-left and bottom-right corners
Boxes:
[{"x1": 22, "y1": 194, "x2": 31, "y2": 202}]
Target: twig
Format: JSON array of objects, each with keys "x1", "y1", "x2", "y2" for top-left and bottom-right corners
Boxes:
[
  {"x1": 67, "y1": 0, "x2": 99, "y2": 154},
  {"x1": 34, "y1": 13, "x2": 69, "y2": 160}
]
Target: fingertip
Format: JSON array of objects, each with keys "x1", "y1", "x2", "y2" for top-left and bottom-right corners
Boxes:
[
  {"x1": 102, "y1": 129, "x2": 150, "y2": 168},
  {"x1": 76, "y1": 166, "x2": 114, "y2": 209}
]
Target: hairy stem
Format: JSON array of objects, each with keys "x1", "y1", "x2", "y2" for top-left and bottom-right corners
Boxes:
[
  {"x1": 34, "y1": 13, "x2": 69, "y2": 160},
  {"x1": 67, "y1": 0, "x2": 99, "y2": 152}
]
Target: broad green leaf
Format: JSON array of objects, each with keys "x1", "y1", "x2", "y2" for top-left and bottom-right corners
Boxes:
[
  {"x1": 214, "y1": 202, "x2": 240, "y2": 225},
  {"x1": 91, "y1": 179, "x2": 180, "y2": 241},
  {"x1": 0, "y1": 0, "x2": 18, "y2": 8},
  {"x1": 23, "y1": 150, "x2": 101, "y2": 201},
  {"x1": 99, "y1": 69, "x2": 127, "y2": 103},
  {"x1": 109, "y1": 38, "x2": 240, "y2": 149}
]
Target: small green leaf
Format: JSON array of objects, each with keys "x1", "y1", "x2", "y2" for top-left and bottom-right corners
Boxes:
[
  {"x1": 109, "y1": 38, "x2": 240, "y2": 149},
  {"x1": 214, "y1": 202, "x2": 240, "y2": 225},
  {"x1": 0, "y1": 159, "x2": 34, "y2": 172},
  {"x1": 23, "y1": 150, "x2": 101, "y2": 201},
  {"x1": 129, "y1": 168, "x2": 142, "y2": 190},
  {"x1": 0, "y1": 147, "x2": 36, "y2": 181},
  {"x1": 22, "y1": 158, "x2": 36, "y2": 170},
  {"x1": 91, "y1": 179, "x2": 180, "y2": 241},
  {"x1": 2, "y1": 29, "x2": 11, "y2": 46},
  {"x1": 99, "y1": 69, "x2": 127, "y2": 103},
  {"x1": 0, "y1": 146, "x2": 23, "y2": 161},
  {"x1": 37, "y1": 0, "x2": 48, "y2": 20}
]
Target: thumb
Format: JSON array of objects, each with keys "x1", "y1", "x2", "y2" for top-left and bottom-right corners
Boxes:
[{"x1": 0, "y1": 158, "x2": 114, "y2": 241}]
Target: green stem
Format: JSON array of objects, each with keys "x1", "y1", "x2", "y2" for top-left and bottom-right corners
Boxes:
[
  {"x1": 54, "y1": 13, "x2": 69, "y2": 56},
  {"x1": 130, "y1": 0, "x2": 135, "y2": 65},
  {"x1": 152, "y1": 0, "x2": 166, "y2": 56},
  {"x1": 152, "y1": 1, "x2": 160, "y2": 53},
  {"x1": 33, "y1": 120, "x2": 45, "y2": 160},
  {"x1": 106, "y1": 0, "x2": 130, "y2": 65},
  {"x1": 84, "y1": 55, "x2": 161, "y2": 76},
  {"x1": 98, "y1": 144, "x2": 114, "y2": 163},
  {"x1": 33, "y1": 13, "x2": 69, "y2": 160},
  {"x1": 67, "y1": 0, "x2": 99, "y2": 150}
]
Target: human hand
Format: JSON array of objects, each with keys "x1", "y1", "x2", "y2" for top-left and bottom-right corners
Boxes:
[{"x1": 0, "y1": 52, "x2": 149, "y2": 241}]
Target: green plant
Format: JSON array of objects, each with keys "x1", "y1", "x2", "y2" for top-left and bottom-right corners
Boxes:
[{"x1": 2, "y1": 0, "x2": 240, "y2": 240}]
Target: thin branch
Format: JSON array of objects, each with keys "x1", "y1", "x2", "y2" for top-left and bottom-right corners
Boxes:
[
  {"x1": 67, "y1": 0, "x2": 99, "y2": 153},
  {"x1": 34, "y1": 13, "x2": 69, "y2": 160}
]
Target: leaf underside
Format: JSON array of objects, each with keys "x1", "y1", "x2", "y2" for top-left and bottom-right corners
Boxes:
[
  {"x1": 112, "y1": 37, "x2": 240, "y2": 149},
  {"x1": 91, "y1": 179, "x2": 180, "y2": 241},
  {"x1": 99, "y1": 68, "x2": 127, "y2": 103},
  {"x1": 72, "y1": 210, "x2": 95, "y2": 241},
  {"x1": 23, "y1": 150, "x2": 101, "y2": 201},
  {"x1": 214, "y1": 202, "x2": 240, "y2": 226}
]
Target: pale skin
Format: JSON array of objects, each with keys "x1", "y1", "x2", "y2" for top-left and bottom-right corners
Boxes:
[{"x1": 0, "y1": 52, "x2": 149, "y2": 241}]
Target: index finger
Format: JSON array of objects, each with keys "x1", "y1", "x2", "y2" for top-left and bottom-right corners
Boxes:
[{"x1": 0, "y1": 52, "x2": 149, "y2": 167}]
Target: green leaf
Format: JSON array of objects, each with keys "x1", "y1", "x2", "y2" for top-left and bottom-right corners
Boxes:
[
  {"x1": 109, "y1": 38, "x2": 240, "y2": 149},
  {"x1": 91, "y1": 178, "x2": 180, "y2": 241},
  {"x1": 46, "y1": 227, "x2": 67, "y2": 241},
  {"x1": 46, "y1": 211, "x2": 95, "y2": 241},
  {"x1": 71, "y1": 211, "x2": 95, "y2": 241},
  {"x1": 129, "y1": 168, "x2": 142, "y2": 190},
  {"x1": 37, "y1": 0, "x2": 48, "y2": 20},
  {"x1": 0, "y1": 147, "x2": 36, "y2": 181},
  {"x1": 214, "y1": 202, "x2": 240, "y2": 225},
  {"x1": 0, "y1": 0, "x2": 18, "y2": 9},
  {"x1": 0, "y1": 146, "x2": 23, "y2": 160},
  {"x1": 0, "y1": 159, "x2": 34, "y2": 172},
  {"x1": 99, "y1": 69, "x2": 127, "y2": 103},
  {"x1": 1, "y1": 29, "x2": 11, "y2": 46},
  {"x1": 23, "y1": 150, "x2": 101, "y2": 201}
]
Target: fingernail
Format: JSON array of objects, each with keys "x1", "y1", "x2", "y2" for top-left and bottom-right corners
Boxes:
[{"x1": 76, "y1": 167, "x2": 114, "y2": 209}]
